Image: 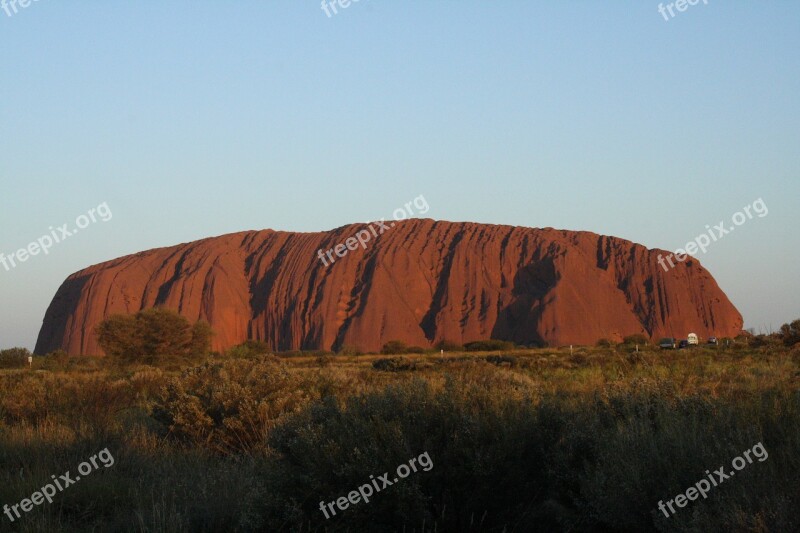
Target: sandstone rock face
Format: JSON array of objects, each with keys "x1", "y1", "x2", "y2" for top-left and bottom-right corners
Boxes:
[{"x1": 35, "y1": 220, "x2": 743, "y2": 355}]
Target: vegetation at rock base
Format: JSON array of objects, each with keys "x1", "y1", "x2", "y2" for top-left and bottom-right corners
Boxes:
[
  {"x1": 94, "y1": 308, "x2": 212, "y2": 363},
  {"x1": 1, "y1": 327, "x2": 800, "y2": 532}
]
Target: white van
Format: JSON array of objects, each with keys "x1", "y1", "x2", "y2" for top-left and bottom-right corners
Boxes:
[{"x1": 687, "y1": 333, "x2": 699, "y2": 345}]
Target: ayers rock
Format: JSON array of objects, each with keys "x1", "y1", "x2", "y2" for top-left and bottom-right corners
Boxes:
[{"x1": 35, "y1": 219, "x2": 743, "y2": 355}]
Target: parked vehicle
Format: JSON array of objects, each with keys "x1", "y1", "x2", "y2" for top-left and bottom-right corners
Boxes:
[
  {"x1": 687, "y1": 333, "x2": 699, "y2": 345},
  {"x1": 679, "y1": 339, "x2": 690, "y2": 349},
  {"x1": 708, "y1": 336, "x2": 718, "y2": 345},
  {"x1": 659, "y1": 337, "x2": 677, "y2": 349}
]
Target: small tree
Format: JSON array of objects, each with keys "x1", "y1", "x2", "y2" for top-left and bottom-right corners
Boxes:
[
  {"x1": 381, "y1": 340, "x2": 409, "y2": 355},
  {"x1": 136, "y1": 308, "x2": 193, "y2": 357},
  {"x1": 0, "y1": 347, "x2": 31, "y2": 369},
  {"x1": 463, "y1": 340, "x2": 516, "y2": 352},
  {"x1": 189, "y1": 321, "x2": 213, "y2": 356},
  {"x1": 779, "y1": 319, "x2": 800, "y2": 347},
  {"x1": 622, "y1": 334, "x2": 649, "y2": 346},
  {"x1": 95, "y1": 308, "x2": 213, "y2": 363},
  {"x1": 596, "y1": 338, "x2": 613, "y2": 348},
  {"x1": 95, "y1": 314, "x2": 139, "y2": 358},
  {"x1": 41, "y1": 349, "x2": 70, "y2": 371},
  {"x1": 434, "y1": 339, "x2": 463, "y2": 352},
  {"x1": 337, "y1": 345, "x2": 363, "y2": 356},
  {"x1": 226, "y1": 340, "x2": 271, "y2": 358}
]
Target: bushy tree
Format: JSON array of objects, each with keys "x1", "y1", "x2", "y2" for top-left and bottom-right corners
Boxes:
[
  {"x1": 337, "y1": 344, "x2": 363, "y2": 356},
  {"x1": 95, "y1": 308, "x2": 213, "y2": 362},
  {"x1": 95, "y1": 314, "x2": 139, "y2": 358},
  {"x1": 434, "y1": 339, "x2": 463, "y2": 352},
  {"x1": 779, "y1": 319, "x2": 800, "y2": 347},
  {"x1": 622, "y1": 334, "x2": 649, "y2": 345},
  {"x1": 0, "y1": 347, "x2": 31, "y2": 368},
  {"x1": 152, "y1": 355, "x2": 316, "y2": 454},
  {"x1": 463, "y1": 339, "x2": 516, "y2": 351},
  {"x1": 226, "y1": 340, "x2": 271, "y2": 358},
  {"x1": 189, "y1": 321, "x2": 213, "y2": 356},
  {"x1": 137, "y1": 308, "x2": 194, "y2": 356},
  {"x1": 381, "y1": 340, "x2": 409, "y2": 354},
  {"x1": 40, "y1": 349, "x2": 71, "y2": 371},
  {"x1": 372, "y1": 357, "x2": 417, "y2": 372}
]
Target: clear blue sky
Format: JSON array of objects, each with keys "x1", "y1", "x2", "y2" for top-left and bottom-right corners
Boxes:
[{"x1": 1, "y1": 1, "x2": 798, "y2": 349}]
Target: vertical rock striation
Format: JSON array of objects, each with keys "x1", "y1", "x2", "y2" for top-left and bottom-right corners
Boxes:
[{"x1": 35, "y1": 220, "x2": 742, "y2": 355}]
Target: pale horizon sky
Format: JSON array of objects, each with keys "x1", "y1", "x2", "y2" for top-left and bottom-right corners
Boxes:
[{"x1": 1, "y1": 1, "x2": 798, "y2": 349}]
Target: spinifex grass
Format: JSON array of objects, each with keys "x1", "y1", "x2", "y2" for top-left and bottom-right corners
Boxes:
[{"x1": 0, "y1": 344, "x2": 797, "y2": 531}]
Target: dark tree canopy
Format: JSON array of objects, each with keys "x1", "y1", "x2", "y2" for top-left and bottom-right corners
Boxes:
[
  {"x1": 0, "y1": 347, "x2": 31, "y2": 368},
  {"x1": 779, "y1": 319, "x2": 800, "y2": 347},
  {"x1": 95, "y1": 309, "x2": 212, "y2": 361}
]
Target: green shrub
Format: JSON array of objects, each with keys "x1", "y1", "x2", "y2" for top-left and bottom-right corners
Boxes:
[
  {"x1": 337, "y1": 344, "x2": 363, "y2": 356},
  {"x1": 39, "y1": 349, "x2": 71, "y2": 371},
  {"x1": 372, "y1": 357, "x2": 417, "y2": 372},
  {"x1": 381, "y1": 340, "x2": 409, "y2": 354},
  {"x1": 596, "y1": 338, "x2": 613, "y2": 348},
  {"x1": 1, "y1": 339, "x2": 798, "y2": 531},
  {"x1": 96, "y1": 309, "x2": 213, "y2": 362},
  {"x1": 226, "y1": 339, "x2": 272, "y2": 358},
  {"x1": 750, "y1": 335, "x2": 769, "y2": 348},
  {"x1": 265, "y1": 378, "x2": 548, "y2": 531},
  {"x1": 622, "y1": 334, "x2": 649, "y2": 345},
  {"x1": 463, "y1": 339, "x2": 516, "y2": 352},
  {"x1": 0, "y1": 373, "x2": 138, "y2": 427},
  {"x1": 189, "y1": 321, "x2": 213, "y2": 356},
  {"x1": 779, "y1": 319, "x2": 800, "y2": 347},
  {"x1": 485, "y1": 354, "x2": 517, "y2": 366},
  {"x1": 277, "y1": 349, "x2": 335, "y2": 358},
  {"x1": 380, "y1": 341, "x2": 428, "y2": 355},
  {"x1": 434, "y1": 339, "x2": 463, "y2": 352},
  {"x1": 0, "y1": 347, "x2": 30, "y2": 368},
  {"x1": 261, "y1": 375, "x2": 800, "y2": 532},
  {"x1": 569, "y1": 352, "x2": 589, "y2": 365},
  {"x1": 151, "y1": 356, "x2": 318, "y2": 454}
]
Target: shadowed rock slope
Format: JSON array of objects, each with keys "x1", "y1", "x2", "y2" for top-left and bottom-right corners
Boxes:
[{"x1": 35, "y1": 219, "x2": 742, "y2": 355}]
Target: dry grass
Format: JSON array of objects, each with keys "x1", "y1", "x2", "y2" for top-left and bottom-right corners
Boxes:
[{"x1": 0, "y1": 344, "x2": 797, "y2": 531}]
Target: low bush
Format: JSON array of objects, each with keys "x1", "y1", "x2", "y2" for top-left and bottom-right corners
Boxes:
[
  {"x1": 0, "y1": 347, "x2": 30, "y2": 368},
  {"x1": 41, "y1": 349, "x2": 71, "y2": 370},
  {"x1": 337, "y1": 344, "x2": 363, "y2": 356},
  {"x1": 381, "y1": 340, "x2": 409, "y2": 354},
  {"x1": 434, "y1": 339, "x2": 463, "y2": 352},
  {"x1": 463, "y1": 339, "x2": 516, "y2": 352},
  {"x1": 485, "y1": 354, "x2": 517, "y2": 366},
  {"x1": 263, "y1": 378, "x2": 800, "y2": 532},
  {"x1": 226, "y1": 339, "x2": 272, "y2": 358},
  {"x1": 622, "y1": 333, "x2": 649, "y2": 345},
  {"x1": 278, "y1": 349, "x2": 335, "y2": 358},
  {"x1": 779, "y1": 319, "x2": 800, "y2": 347},
  {"x1": 372, "y1": 357, "x2": 417, "y2": 372},
  {"x1": 151, "y1": 356, "x2": 319, "y2": 454},
  {"x1": 0, "y1": 341, "x2": 797, "y2": 531}
]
